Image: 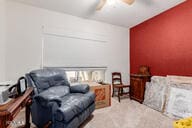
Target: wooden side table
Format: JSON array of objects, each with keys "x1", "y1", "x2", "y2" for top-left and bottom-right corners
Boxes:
[
  {"x1": 0, "y1": 87, "x2": 33, "y2": 128},
  {"x1": 130, "y1": 74, "x2": 150, "y2": 103}
]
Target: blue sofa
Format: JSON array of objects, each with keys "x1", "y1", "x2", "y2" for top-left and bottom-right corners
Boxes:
[{"x1": 26, "y1": 69, "x2": 95, "y2": 128}]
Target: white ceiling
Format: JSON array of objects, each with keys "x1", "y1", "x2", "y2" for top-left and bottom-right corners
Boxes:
[{"x1": 12, "y1": 0, "x2": 186, "y2": 28}]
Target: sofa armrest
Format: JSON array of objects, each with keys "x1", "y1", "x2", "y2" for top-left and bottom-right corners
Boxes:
[
  {"x1": 34, "y1": 94, "x2": 62, "y2": 107},
  {"x1": 70, "y1": 84, "x2": 89, "y2": 94}
]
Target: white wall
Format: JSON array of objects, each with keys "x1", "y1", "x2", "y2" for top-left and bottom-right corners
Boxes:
[
  {"x1": 0, "y1": 0, "x2": 6, "y2": 81},
  {"x1": 43, "y1": 27, "x2": 109, "y2": 67},
  {"x1": 6, "y1": 1, "x2": 130, "y2": 84}
]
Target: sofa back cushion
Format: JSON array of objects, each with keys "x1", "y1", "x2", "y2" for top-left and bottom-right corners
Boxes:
[
  {"x1": 29, "y1": 68, "x2": 70, "y2": 93},
  {"x1": 35, "y1": 85, "x2": 70, "y2": 107}
]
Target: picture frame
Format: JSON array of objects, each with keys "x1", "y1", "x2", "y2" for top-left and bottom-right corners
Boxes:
[
  {"x1": 17, "y1": 76, "x2": 27, "y2": 95},
  {"x1": 165, "y1": 87, "x2": 192, "y2": 119}
]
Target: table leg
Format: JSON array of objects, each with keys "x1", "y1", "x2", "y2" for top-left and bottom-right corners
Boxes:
[
  {"x1": 25, "y1": 99, "x2": 32, "y2": 128},
  {"x1": 0, "y1": 117, "x2": 8, "y2": 128}
]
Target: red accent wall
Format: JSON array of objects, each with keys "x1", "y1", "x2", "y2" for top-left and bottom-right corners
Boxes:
[{"x1": 130, "y1": 1, "x2": 192, "y2": 76}]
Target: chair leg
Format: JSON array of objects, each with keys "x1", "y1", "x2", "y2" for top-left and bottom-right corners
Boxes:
[
  {"x1": 112, "y1": 88, "x2": 114, "y2": 97},
  {"x1": 118, "y1": 88, "x2": 121, "y2": 102},
  {"x1": 121, "y1": 88, "x2": 123, "y2": 94}
]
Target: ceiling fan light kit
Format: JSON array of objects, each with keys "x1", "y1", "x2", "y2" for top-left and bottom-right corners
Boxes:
[
  {"x1": 96, "y1": 0, "x2": 135, "y2": 11},
  {"x1": 96, "y1": 0, "x2": 107, "y2": 10},
  {"x1": 121, "y1": 0, "x2": 135, "y2": 5}
]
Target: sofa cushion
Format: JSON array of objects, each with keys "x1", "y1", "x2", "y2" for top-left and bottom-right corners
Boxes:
[
  {"x1": 55, "y1": 92, "x2": 95, "y2": 123},
  {"x1": 35, "y1": 86, "x2": 70, "y2": 106},
  {"x1": 70, "y1": 84, "x2": 89, "y2": 94},
  {"x1": 29, "y1": 69, "x2": 70, "y2": 92}
]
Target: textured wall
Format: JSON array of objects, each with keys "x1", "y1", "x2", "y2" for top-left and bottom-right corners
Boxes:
[
  {"x1": 130, "y1": 1, "x2": 192, "y2": 76},
  {"x1": 0, "y1": 0, "x2": 6, "y2": 81},
  {"x1": 6, "y1": 1, "x2": 129, "y2": 83}
]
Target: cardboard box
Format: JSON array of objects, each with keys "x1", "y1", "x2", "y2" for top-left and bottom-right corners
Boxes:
[{"x1": 87, "y1": 82, "x2": 111, "y2": 109}]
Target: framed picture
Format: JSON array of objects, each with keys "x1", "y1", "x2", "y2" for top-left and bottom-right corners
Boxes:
[
  {"x1": 144, "y1": 82, "x2": 167, "y2": 112},
  {"x1": 17, "y1": 77, "x2": 27, "y2": 95},
  {"x1": 165, "y1": 87, "x2": 192, "y2": 119}
]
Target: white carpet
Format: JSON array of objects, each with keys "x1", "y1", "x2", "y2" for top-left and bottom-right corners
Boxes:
[
  {"x1": 15, "y1": 98, "x2": 173, "y2": 128},
  {"x1": 81, "y1": 98, "x2": 173, "y2": 128}
]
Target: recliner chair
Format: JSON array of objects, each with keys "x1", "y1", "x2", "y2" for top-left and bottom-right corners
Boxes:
[{"x1": 26, "y1": 68, "x2": 95, "y2": 128}]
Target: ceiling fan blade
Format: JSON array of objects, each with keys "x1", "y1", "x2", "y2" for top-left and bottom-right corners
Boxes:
[
  {"x1": 121, "y1": 0, "x2": 135, "y2": 5},
  {"x1": 96, "y1": 0, "x2": 107, "y2": 10}
]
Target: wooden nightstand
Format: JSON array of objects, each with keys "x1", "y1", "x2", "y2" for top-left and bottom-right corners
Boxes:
[
  {"x1": 130, "y1": 74, "x2": 150, "y2": 103},
  {"x1": 0, "y1": 87, "x2": 33, "y2": 128}
]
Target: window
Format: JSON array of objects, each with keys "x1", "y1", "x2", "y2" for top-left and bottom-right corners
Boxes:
[
  {"x1": 66, "y1": 71, "x2": 78, "y2": 83},
  {"x1": 66, "y1": 70, "x2": 105, "y2": 83}
]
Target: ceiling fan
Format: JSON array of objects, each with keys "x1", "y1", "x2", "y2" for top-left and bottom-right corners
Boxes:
[{"x1": 96, "y1": 0, "x2": 135, "y2": 10}]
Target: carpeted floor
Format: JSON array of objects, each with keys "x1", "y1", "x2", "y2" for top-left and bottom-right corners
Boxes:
[{"x1": 15, "y1": 98, "x2": 173, "y2": 128}]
